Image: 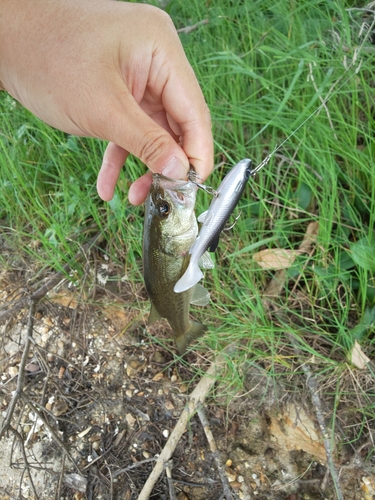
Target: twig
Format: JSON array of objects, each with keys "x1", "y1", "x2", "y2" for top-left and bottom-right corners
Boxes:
[
  {"x1": 0, "y1": 298, "x2": 37, "y2": 439},
  {"x1": 262, "y1": 221, "x2": 344, "y2": 499},
  {"x1": 197, "y1": 407, "x2": 236, "y2": 500},
  {"x1": 0, "y1": 231, "x2": 103, "y2": 323},
  {"x1": 177, "y1": 19, "x2": 208, "y2": 34},
  {"x1": 138, "y1": 351, "x2": 228, "y2": 500},
  {"x1": 20, "y1": 392, "x2": 80, "y2": 473},
  {"x1": 111, "y1": 457, "x2": 156, "y2": 479},
  {"x1": 288, "y1": 335, "x2": 344, "y2": 500},
  {"x1": 165, "y1": 461, "x2": 178, "y2": 500},
  {"x1": 11, "y1": 427, "x2": 39, "y2": 499}
]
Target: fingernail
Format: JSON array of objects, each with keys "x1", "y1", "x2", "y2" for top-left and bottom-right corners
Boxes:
[{"x1": 161, "y1": 157, "x2": 188, "y2": 180}]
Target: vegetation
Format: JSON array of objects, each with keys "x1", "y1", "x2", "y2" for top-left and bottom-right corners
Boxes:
[{"x1": 1, "y1": 0, "x2": 375, "y2": 467}]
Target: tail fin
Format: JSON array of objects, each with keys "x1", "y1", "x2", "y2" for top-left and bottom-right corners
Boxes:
[
  {"x1": 174, "y1": 262, "x2": 203, "y2": 293},
  {"x1": 175, "y1": 321, "x2": 208, "y2": 355}
]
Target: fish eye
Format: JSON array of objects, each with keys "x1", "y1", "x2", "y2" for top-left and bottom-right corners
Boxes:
[{"x1": 158, "y1": 201, "x2": 171, "y2": 217}]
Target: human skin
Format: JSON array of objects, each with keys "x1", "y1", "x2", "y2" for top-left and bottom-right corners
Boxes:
[{"x1": 0, "y1": 0, "x2": 213, "y2": 204}]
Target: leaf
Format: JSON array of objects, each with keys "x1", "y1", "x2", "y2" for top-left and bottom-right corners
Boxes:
[
  {"x1": 350, "y1": 237, "x2": 375, "y2": 272},
  {"x1": 348, "y1": 340, "x2": 370, "y2": 369},
  {"x1": 350, "y1": 306, "x2": 375, "y2": 341},
  {"x1": 253, "y1": 248, "x2": 301, "y2": 270},
  {"x1": 295, "y1": 182, "x2": 312, "y2": 210}
]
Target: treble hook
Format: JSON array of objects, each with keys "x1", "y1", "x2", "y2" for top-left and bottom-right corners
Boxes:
[
  {"x1": 223, "y1": 211, "x2": 242, "y2": 231},
  {"x1": 188, "y1": 169, "x2": 219, "y2": 197}
]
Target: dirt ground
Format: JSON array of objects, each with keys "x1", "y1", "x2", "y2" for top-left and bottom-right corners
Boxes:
[{"x1": 1, "y1": 256, "x2": 375, "y2": 500}]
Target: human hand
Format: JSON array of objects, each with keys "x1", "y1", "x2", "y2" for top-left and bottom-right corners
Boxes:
[{"x1": 0, "y1": 0, "x2": 213, "y2": 204}]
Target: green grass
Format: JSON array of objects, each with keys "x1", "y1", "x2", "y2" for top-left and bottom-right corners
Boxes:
[{"x1": 1, "y1": 0, "x2": 375, "y2": 451}]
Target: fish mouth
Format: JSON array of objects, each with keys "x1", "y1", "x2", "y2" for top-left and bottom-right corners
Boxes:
[{"x1": 152, "y1": 173, "x2": 195, "y2": 190}]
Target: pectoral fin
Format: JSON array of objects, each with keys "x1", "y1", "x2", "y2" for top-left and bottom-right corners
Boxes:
[
  {"x1": 197, "y1": 210, "x2": 208, "y2": 223},
  {"x1": 190, "y1": 283, "x2": 210, "y2": 306},
  {"x1": 198, "y1": 251, "x2": 215, "y2": 269}
]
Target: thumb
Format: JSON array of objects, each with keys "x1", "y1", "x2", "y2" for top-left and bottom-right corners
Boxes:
[
  {"x1": 114, "y1": 95, "x2": 189, "y2": 178},
  {"x1": 96, "y1": 95, "x2": 190, "y2": 202}
]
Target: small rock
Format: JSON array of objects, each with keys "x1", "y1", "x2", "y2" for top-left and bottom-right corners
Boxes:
[
  {"x1": 8, "y1": 366, "x2": 18, "y2": 377},
  {"x1": 126, "y1": 413, "x2": 136, "y2": 428},
  {"x1": 165, "y1": 400, "x2": 174, "y2": 411},
  {"x1": 143, "y1": 451, "x2": 151, "y2": 459},
  {"x1": 153, "y1": 351, "x2": 166, "y2": 363},
  {"x1": 25, "y1": 363, "x2": 40, "y2": 373},
  {"x1": 89, "y1": 434, "x2": 101, "y2": 442},
  {"x1": 225, "y1": 467, "x2": 237, "y2": 482},
  {"x1": 92, "y1": 441, "x2": 100, "y2": 451},
  {"x1": 152, "y1": 372, "x2": 164, "y2": 382},
  {"x1": 44, "y1": 317, "x2": 54, "y2": 327},
  {"x1": 52, "y1": 401, "x2": 69, "y2": 417}
]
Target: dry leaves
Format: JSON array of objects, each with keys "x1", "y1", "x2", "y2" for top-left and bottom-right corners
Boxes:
[
  {"x1": 254, "y1": 222, "x2": 319, "y2": 270},
  {"x1": 348, "y1": 340, "x2": 370, "y2": 369},
  {"x1": 269, "y1": 403, "x2": 327, "y2": 464}
]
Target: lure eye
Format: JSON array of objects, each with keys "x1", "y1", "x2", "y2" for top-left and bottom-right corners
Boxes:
[
  {"x1": 245, "y1": 166, "x2": 252, "y2": 179},
  {"x1": 158, "y1": 202, "x2": 171, "y2": 217}
]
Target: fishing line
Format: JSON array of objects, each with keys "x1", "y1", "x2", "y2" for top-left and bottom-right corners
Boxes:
[{"x1": 251, "y1": 15, "x2": 375, "y2": 176}]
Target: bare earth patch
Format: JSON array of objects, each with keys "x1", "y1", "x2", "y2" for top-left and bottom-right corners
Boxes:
[{"x1": 1, "y1": 264, "x2": 375, "y2": 499}]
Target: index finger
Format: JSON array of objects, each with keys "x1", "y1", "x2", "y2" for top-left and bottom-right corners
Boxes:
[{"x1": 160, "y1": 44, "x2": 214, "y2": 181}]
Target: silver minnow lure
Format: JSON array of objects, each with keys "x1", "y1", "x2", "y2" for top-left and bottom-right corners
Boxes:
[{"x1": 174, "y1": 158, "x2": 252, "y2": 293}]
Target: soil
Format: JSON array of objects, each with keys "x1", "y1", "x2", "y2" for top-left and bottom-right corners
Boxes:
[{"x1": 1, "y1": 256, "x2": 375, "y2": 500}]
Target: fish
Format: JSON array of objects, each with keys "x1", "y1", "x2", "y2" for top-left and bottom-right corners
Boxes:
[
  {"x1": 174, "y1": 159, "x2": 253, "y2": 293},
  {"x1": 143, "y1": 173, "x2": 210, "y2": 354}
]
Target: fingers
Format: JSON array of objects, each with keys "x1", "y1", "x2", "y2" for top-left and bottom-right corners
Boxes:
[
  {"x1": 128, "y1": 172, "x2": 153, "y2": 206},
  {"x1": 97, "y1": 142, "x2": 129, "y2": 201}
]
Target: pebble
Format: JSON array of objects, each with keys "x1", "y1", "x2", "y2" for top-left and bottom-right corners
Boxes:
[
  {"x1": 143, "y1": 451, "x2": 151, "y2": 459},
  {"x1": 52, "y1": 401, "x2": 69, "y2": 417},
  {"x1": 92, "y1": 441, "x2": 100, "y2": 451},
  {"x1": 126, "y1": 389, "x2": 133, "y2": 398},
  {"x1": 225, "y1": 467, "x2": 237, "y2": 482},
  {"x1": 44, "y1": 317, "x2": 54, "y2": 327},
  {"x1": 162, "y1": 429, "x2": 169, "y2": 438},
  {"x1": 171, "y1": 375, "x2": 178, "y2": 383},
  {"x1": 125, "y1": 413, "x2": 136, "y2": 428},
  {"x1": 41, "y1": 333, "x2": 50, "y2": 344},
  {"x1": 153, "y1": 351, "x2": 166, "y2": 363},
  {"x1": 8, "y1": 366, "x2": 18, "y2": 377}
]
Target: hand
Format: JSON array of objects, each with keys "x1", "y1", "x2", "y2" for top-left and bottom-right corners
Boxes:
[{"x1": 0, "y1": 0, "x2": 213, "y2": 204}]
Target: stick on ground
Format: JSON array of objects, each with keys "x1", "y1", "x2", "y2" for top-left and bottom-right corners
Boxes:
[{"x1": 138, "y1": 351, "x2": 228, "y2": 500}]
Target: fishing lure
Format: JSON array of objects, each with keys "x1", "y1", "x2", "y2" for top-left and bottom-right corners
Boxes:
[{"x1": 174, "y1": 158, "x2": 254, "y2": 293}]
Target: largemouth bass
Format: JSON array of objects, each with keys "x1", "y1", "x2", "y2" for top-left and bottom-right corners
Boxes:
[{"x1": 143, "y1": 173, "x2": 209, "y2": 354}]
